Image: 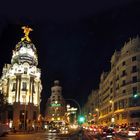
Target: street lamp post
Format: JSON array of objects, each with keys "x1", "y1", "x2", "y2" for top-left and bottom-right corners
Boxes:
[
  {"x1": 95, "y1": 108, "x2": 99, "y2": 124},
  {"x1": 109, "y1": 100, "x2": 115, "y2": 125}
]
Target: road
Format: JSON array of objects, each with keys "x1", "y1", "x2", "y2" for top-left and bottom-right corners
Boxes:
[
  {"x1": 0, "y1": 132, "x2": 79, "y2": 140},
  {"x1": 83, "y1": 130, "x2": 136, "y2": 140},
  {"x1": 0, "y1": 131, "x2": 137, "y2": 140}
]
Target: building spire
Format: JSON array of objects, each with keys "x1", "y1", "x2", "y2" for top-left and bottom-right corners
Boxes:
[{"x1": 21, "y1": 26, "x2": 33, "y2": 42}]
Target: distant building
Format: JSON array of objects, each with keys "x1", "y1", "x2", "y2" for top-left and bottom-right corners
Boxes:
[
  {"x1": 0, "y1": 27, "x2": 42, "y2": 129},
  {"x1": 66, "y1": 104, "x2": 77, "y2": 124},
  {"x1": 45, "y1": 80, "x2": 66, "y2": 122},
  {"x1": 84, "y1": 36, "x2": 140, "y2": 126}
]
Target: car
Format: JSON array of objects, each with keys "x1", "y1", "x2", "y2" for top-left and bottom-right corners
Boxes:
[
  {"x1": 119, "y1": 127, "x2": 139, "y2": 137},
  {"x1": 48, "y1": 127, "x2": 60, "y2": 133},
  {"x1": 100, "y1": 128, "x2": 115, "y2": 138},
  {"x1": 126, "y1": 127, "x2": 139, "y2": 137},
  {"x1": 60, "y1": 127, "x2": 69, "y2": 134}
]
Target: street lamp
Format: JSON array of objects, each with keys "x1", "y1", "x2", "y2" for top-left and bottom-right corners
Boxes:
[
  {"x1": 109, "y1": 100, "x2": 115, "y2": 125},
  {"x1": 95, "y1": 108, "x2": 99, "y2": 124}
]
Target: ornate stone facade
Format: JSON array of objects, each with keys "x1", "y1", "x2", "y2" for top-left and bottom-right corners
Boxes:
[
  {"x1": 0, "y1": 27, "x2": 42, "y2": 129},
  {"x1": 46, "y1": 80, "x2": 66, "y2": 122},
  {"x1": 84, "y1": 36, "x2": 140, "y2": 126}
]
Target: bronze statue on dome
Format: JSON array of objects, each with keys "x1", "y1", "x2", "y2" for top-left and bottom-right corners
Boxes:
[{"x1": 21, "y1": 26, "x2": 33, "y2": 42}]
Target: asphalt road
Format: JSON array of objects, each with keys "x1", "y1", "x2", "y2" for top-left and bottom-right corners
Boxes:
[
  {"x1": 83, "y1": 130, "x2": 136, "y2": 140},
  {"x1": 0, "y1": 132, "x2": 79, "y2": 140},
  {"x1": 0, "y1": 131, "x2": 137, "y2": 140}
]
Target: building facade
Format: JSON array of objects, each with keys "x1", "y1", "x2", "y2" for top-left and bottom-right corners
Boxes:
[
  {"x1": 84, "y1": 36, "x2": 140, "y2": 126},
  {"x1": 0, "y1": 27, "x2": 42, "y2": 129},
  {"x1": 46, "y1": 80, "x2": 66, "y2": 122}
]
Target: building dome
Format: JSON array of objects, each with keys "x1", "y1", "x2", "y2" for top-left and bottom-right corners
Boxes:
[
  {"x1": 11, "y1": 40, "x2": 38, "y2": 66},
  {"x1": 11, "y1": 26, "x2": 38, "y2": 66}
]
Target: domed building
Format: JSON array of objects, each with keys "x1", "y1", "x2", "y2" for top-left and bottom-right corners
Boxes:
[
  {"x1": 46, "y1": 80, "x2": 66, "y2": 122},
  {"x1": 0, "y1": 26, "x2": 42, "y2": 130}
]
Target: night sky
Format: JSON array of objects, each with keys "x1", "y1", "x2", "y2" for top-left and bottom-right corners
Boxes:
[{"x1": 0, "y1": 0, "x2": 140, "y2": 114}]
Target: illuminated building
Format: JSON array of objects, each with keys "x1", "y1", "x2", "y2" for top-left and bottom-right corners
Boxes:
[
  {"x1": 46, "y1": 80, "x2": 66, "y2": 122},
  {"x1": 0, "y1": 26, "x2": 42, "y2": 129},
  {"x1": 66, "y1": 104, "x2": 77, "y2": 124},
  {"x1": 84, "y1": 36, "x2": 140, "y2": 126}
]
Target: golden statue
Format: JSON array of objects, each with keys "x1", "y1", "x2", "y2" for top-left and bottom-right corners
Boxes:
[{"x1": 21, "y1": 26, "x2": 33, "y2": 42}]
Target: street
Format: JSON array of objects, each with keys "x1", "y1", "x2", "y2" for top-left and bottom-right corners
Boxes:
[
  {"x1": 0, "y1": 131, "x2": 137, "y2": 140},
  {"x1": 0, "y1": 132, "x2": 80, "y2": 140},
  {"x1": 83, "y1": 131, "x2": 136, "y2": 140}
]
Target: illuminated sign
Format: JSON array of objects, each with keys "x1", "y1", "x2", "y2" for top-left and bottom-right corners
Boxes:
[{"x1": 51, "y1": 103, "x2": 61, "y2": 107}]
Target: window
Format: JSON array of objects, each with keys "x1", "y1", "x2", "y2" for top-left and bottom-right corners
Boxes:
[
  {"x1": 33, "y1": 111, "x2": 37, "y2": 120},
  {"x1": 122, "y1": 70, "x2": 126, "y2": 77},
  {"x1": 132, "y1": 76, "x2": 137, "y2": 83},
  {"x1": 12, "y1": 83, "x2": 16, "y2": 91},
  {"x1": 116, "y1": 75, "x2": 119, "y2": 81},
  {"x1": 58, "y1": 96, "x2": 61, "y2": 101},
  {"x1": 132, "y1": 56, "x2": 136, "y2": 61},
  {"x1": 122, "y1": 61, "x2": 126, "y2": 66},
  {"x1": 123, "y1": 89, "x2": 126, "y2": 93},
  {"x1": 133, "y1": 87, "x2": 137, "y2": 93},
  {"x1": 24, "y1": 68, "x2": 28, "y2": 74},
  {"x1": 132, "y1": 66, "x2": 137, "y2": 73},
  {"x1": 122, "y1": 80, "x2": 126, "y2": 86},
  {"x1": 114, "y1": 102, "x2": 117, "y2": 111},
  {"x1": 22, "y1": 82, "x2": 27, "y2": 91},
  {"x1": 57, "y1": 90, "x2": 60, "y2": 93},
  {"x1": 33, "y1": 84, "x2": 35, "y2": 93}
]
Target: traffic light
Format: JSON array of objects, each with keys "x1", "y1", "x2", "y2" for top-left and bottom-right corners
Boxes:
[
  {"x1": 78, "y1": 115, "x2": 85, "y2": 124},
  {"x1": 133, "y1": 91, "x2": 138, "y2": 98},
  {"x1": 133, "y1": 94, "x2": 138, "y2": 98}
]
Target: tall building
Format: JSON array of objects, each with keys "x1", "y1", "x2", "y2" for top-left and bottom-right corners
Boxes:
[
  {"x1": 0, "y1": 26, "x2": 42, "y2": 129},
  {"x1": 84, "y1": 36, "x2": 140, "y2": 126},
  {"x1": 46, "y1": 80, "x2": 66, "y2": 122}
]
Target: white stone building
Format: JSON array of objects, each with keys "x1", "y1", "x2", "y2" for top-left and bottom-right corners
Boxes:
[{"x1": 0, "y1": 27, "x2": 42, "y2": 129}]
